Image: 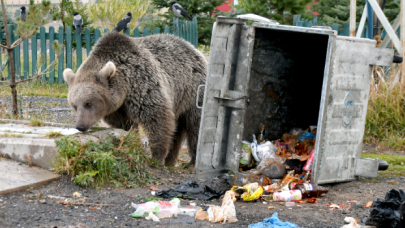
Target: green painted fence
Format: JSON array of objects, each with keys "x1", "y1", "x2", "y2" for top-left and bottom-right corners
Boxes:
[{"x1": 0, "y1": 17, "x2": 198, "y2": 84}]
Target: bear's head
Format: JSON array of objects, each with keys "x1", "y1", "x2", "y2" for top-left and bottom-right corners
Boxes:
[{"x1": 64, "y1": 61, "x2": 124, "y2": 132}]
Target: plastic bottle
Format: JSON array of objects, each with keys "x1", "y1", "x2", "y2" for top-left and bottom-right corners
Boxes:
[
  {"x1": 227, "y1": 174, "x2": 272, "y2": 187},
  {"x1": 273, "y1": 190, "x2": 302, "y2": 202},
  {"x1": 294, "y1": 183, "x2": 329, "y2": 199},
  {"x1": 258, "y1": 124, "x2": 265, "y2": 144}
]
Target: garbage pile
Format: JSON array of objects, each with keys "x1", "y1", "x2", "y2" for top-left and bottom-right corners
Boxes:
[{"x1": 229, "y1": 125, "x2": 328, "y2": 204}]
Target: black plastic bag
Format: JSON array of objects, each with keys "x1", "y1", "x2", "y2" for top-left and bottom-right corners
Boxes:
[
  {"x1": 283, "y1": 159, "x2": 306, "y2": 174},
  {"x1": 156, "y1": 180, "x2": 226, "y2": 200},
  {"x1": 363, "y1": 189, "x2": 405, "y2": 228}
]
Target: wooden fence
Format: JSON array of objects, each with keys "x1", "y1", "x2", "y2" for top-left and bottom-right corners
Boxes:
[
  {"x1": 0, "y1": 17, "x2": 198, "y2": 84},
  {"x1": 293, "y1": 15, "x2": 399, "y2": 46}
]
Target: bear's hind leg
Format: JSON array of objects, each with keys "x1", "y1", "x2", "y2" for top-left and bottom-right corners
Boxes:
[
  {"x1": 143, "y1": 112, "x2": 176, "y2": 166},
  {"x1": 184, "y1": 110, "x2": 201, "y2": 168},
  {"x1": 165, "y1": 117, "x2": 187, "y2": 166}
]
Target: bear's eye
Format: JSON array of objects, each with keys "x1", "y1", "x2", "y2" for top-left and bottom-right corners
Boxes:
[
  {"x1": 73, "y1": 105, "x2": 77, "y2": 111},
  {"x1": 85, "y1": 103, "x2": 92, "y2": 108}
]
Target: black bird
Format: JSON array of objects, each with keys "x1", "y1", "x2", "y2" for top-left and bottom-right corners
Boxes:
[
  {"x1": 170, "y1": 1, "x2": 192, "y2": 20},
  {"x1": 20, "y1": 6, "x2": 27, "y2": 22},
  {"x1": 72, "y1": 12, "x2": 83, "y2": 34},
  {"x1": 113, "y1": 12, "x2": 132, "y2": 32}
]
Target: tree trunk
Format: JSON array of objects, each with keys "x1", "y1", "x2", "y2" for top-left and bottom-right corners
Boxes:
[{"x1": 1, "y1": 0, "x2": 18, "y2": 117}]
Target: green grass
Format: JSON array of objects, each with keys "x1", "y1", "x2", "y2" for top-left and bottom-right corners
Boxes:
[
  {"x1": 362, "y1": 151, "x2": 405, "y2": 178},
  {"x1": 54, "y1": 130, "x2": 158, "y2": 188}
]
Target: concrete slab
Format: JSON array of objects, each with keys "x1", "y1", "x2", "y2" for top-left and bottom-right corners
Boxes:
[
  {"x1": 0, "y1": 158, "x2": 60, "y2": 196},
  {"x1": 0, "y1": 119, "x2": 128, "y2": 169}
]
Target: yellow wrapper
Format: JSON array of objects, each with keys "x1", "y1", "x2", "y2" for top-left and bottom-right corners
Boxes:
[{"x1": 231, "y1": 183, "x2": 263, "y2": 201}]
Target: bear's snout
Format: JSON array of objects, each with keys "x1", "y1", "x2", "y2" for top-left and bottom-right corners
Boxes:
[{"x1": 76, "y1": 124, "x2": 87, "y2": 132}]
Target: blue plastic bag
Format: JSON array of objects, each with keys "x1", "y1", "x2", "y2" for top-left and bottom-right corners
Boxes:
[
  {"x1": 297, "y1": 132, "x2": 316, "y2": 142},
  {"x1": 248, "y1": 212, "x2": 299, "y2": 228}
]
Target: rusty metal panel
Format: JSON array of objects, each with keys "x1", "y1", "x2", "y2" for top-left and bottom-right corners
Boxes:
[{"x1": 312, "y1": 37, "x2": 378, "y2": 184}]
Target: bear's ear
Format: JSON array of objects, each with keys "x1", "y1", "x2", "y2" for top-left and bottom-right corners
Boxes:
[
  {"x1": 98, "y1": 61, "x2": 116, "y2": 84},
  {"x1": 63, "y1": 69, "x2": 76, "y2": 85}
]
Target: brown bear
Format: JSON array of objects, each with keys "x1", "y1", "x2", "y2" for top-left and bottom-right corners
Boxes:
[{"x1": 63, "y1": 32, "x2": 207, "y2": 167}]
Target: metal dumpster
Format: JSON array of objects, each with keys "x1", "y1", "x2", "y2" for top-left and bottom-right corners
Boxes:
[{"x1": 195, "y1": 16, "x2": 396, "y2": 185}]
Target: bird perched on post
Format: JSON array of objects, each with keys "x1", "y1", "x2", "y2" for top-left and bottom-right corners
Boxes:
[
  {"x1": 170, "y1": 1, "x2": 192, "y2": 20},
  {"x1": 113, "y1": 12, "x2": 132, "y2": 33},
  {"x1": 20, "y1": 6, "x2": 27, "y2": 22},
  {"x1": 72, "y1": 12, "x2": 83, "y2": 34}
]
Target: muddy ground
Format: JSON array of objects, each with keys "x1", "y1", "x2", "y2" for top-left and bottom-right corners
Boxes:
[
  {"x1": 0, "y1": 96, "x2": 403, "y2": 228},
  {"x1": 0, "y1": 160, "x2": 403, "y2": 228}
]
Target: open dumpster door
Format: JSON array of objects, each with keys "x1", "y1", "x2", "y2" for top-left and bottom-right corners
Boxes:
[
  {"x1": 195, "y1": 18, "x2": 255, "y2": 178},
  {"x1": 312, "y1": 36, "x2": 394, "y2": 184}
]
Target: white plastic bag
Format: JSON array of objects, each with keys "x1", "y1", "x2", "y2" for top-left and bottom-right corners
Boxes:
[{"x1": 251, "y1": 135, "x2": 278, "y2": 162}]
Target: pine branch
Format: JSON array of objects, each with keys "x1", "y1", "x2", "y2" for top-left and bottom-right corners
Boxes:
[{"x1": 9, "y1": 30, "x2": 36, "y2": 49}]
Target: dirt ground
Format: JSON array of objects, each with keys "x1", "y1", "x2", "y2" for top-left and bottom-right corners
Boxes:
[
  {"x1": 0, "y1": 97, "x2": 403, "y2": 227},
  {"x1": 0, "y1": 155, "x2": 403, "y2": 228}
]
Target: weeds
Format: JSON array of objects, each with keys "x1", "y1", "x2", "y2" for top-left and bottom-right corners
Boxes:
[
  {"x1": 30, "y1": 118, "x2": 44, "y2": 127},
  {"x1": 0, "y1": 80, "x2": 68, "y2": 98},
  {"x1": 45, "y1": 131, "x2": 63, "y2": 138},
  {"x1": 364, "y1": 65, "x2": 405, "y2": 150},
  {"x1": 0, "y1": 133, "x2": 23, "y2": 138},
  {"x1": 54, "y1": 130, "x2": 158, "y2": 188}
]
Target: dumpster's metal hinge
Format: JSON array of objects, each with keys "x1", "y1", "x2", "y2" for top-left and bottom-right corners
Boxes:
[{"x1": 214, "y1": 90, "x2": 248, "y2": 109}]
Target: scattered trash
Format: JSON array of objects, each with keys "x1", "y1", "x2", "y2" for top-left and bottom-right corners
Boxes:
[
  {"x1": 262, "y1": 162, "x2": 286, "y2": 179},
  {"x1": 228, "y1": 174, "x2": 271, "y2": 187},
  {"x1": 248, "y1": 212, "x2": 299, "y2": 228},
  {"x1": 240, "y1": 141, "x2": 253, "y2": 165},
  {"x1": 195, "y1": 190, "x2": 237, "y2": 224},
  {"x1": 73, "y1": 192, "x2": 81, "y2": 197},
  {"x1": 347, "y1": 200, "x2": 358, "y2": 203},
  {"x1": 285, "y1": 202, "x2": 295, "y2": 207},
  {"x1": 156, "y1": 180, "x2": 226, "y2": 200},
  {"x1": 329, "y1": 204, "x2": 340, "y2": 210},
  {"x1": 363, "y1": 189, "x2": 405, "y2": 228},
  {"x1": 294, "y1": 183, "x2": 329, "y2": 198},
  {"x1": 341, "y1": 217, "x2": 374, "y2": 228},
  {"x1": 178, "y1": 206, "x2": 202, "y2": 217},
  {"x1": 195, "y1": 209, "x2": 209, "y2": 221},
  {"x1": 39, "y1": 199, "x2": 46, "y2": 204},
  {"x1": 273, "y1": 190, "x2": 302, "y2": 202},
  {"x1": 231, "y1": 183, "x2": 263, "y2": 201},
  {"x1": 267, "y1": 206, "x2": 274, "y2": 209},
  {"x1": 364, "y1": 201, "x2": 373, "y2": 208},
  {"x1": 132, "y1": 198, "x2": 180, "y2": 218},
  {"x1": 145, "y1": 212, "x2": 160, "y2": 222},
  {"x1": 150, "y1": 186, "x2": 159, "y2": 191},
  {"x1": 387, "y1": 181, "x2": 399, "y2": 185},
  {"x1": 297, "y1": 198, "x2": 317, "y2": 204},
  {"x1": 297, "y1": 132, "x2": 316, "y2": 142}
]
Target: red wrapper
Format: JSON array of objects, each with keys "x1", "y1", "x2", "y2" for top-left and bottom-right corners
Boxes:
[{"x1": 303, "y1": 149, "x2": 315, "y2": 171}]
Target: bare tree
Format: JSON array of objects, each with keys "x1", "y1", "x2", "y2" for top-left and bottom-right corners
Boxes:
[{"x1": 0, "y1": 0, "x2": 62, "y2": 117}]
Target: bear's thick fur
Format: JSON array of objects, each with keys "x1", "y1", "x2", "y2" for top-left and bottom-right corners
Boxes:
[{"x1": 63, "y1": 32, "x2": 207, "y2": 166}]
